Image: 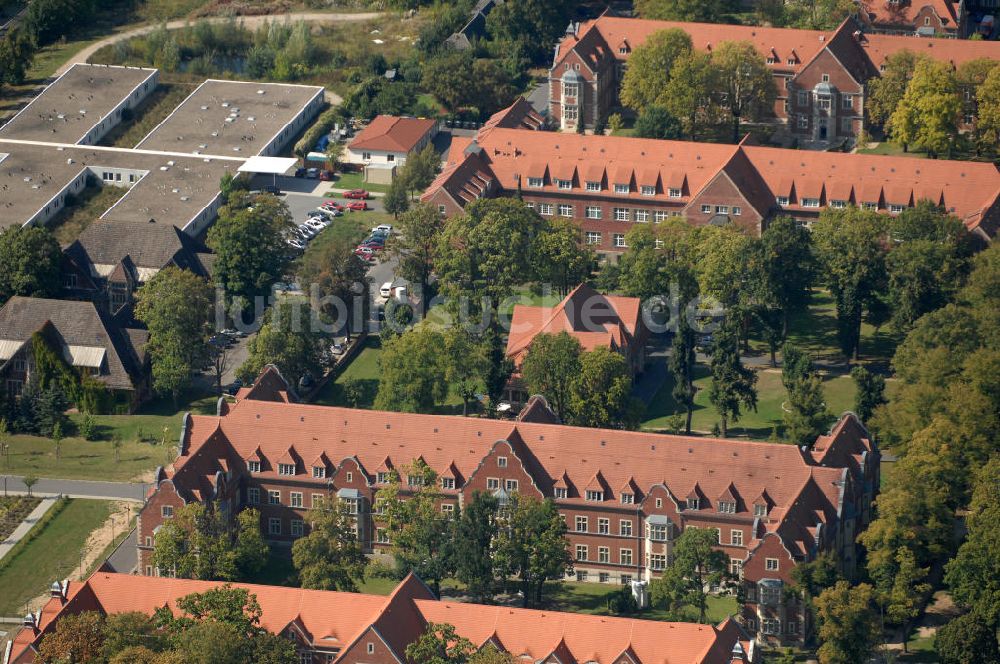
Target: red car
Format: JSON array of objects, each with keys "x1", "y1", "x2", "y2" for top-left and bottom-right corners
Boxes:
[
  {"x1": 343, "y1": 189, "x2": 370, "y2": 200},
  {"x1": 354, "y1": 246, "x2": 379, "y2": 261},
  {"x1": 346, "y1": 201, "x2": 369, "y2": 211},
  {"x1": 322, "y1": 200, "x2": 343, "y2": 210}
]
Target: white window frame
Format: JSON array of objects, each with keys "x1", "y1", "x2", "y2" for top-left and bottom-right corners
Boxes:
[
  {"x1": 576, "y1": 544, "x2": 588, "y2": 561},
  {"x1": 598, "y1": 518, "x2": 610, "y2": 534},
  {"x1": 269, "y1": 490, "x2": 281, "y2": 505},
  {"x1": 556, "y1": 179, "x2": 572, "y2": 190},
  {"x1": 802, "y1": 198, "x2": 820, "y2": 208},
  {"x1": 247, "y1": 460, "x2": 261, "y2": 473},
  {"x1": 576, "y1": 516, "x2": 588, "y2": 532},
  {"x1": 776, "y1": 196, "x2": 789, "y2": 207},
  {"x1": 640, "y1": 185, "x2": 655, "y2": 196},
  {"x1": 290, "y1": 492, "x2": 303, "y2": 508},
  {"x1": 635, "y1": 209, "x2": 650, "y2": 223},
  {"x1": 585, "y1": 232, "x2": 602, "y2": 245},
  {"x1": 527, "y1": 177, "x2": 544, "y2": 188},
  {"x1": 586, "y1": 181, "x2": 601, "y2": 191},
  {"x1": 620, "y1": 549, "x2": 633, "y2": 566},
  {"x1": 668, "y1": 188, "x2": 682, "y2": 198},
  {"x1": 614, "y1": 183, "x2": 630, "y2": 194},
  {"x1": 558, "y1": 204, "x2": 574, "y2": 217},
  {"x1": 539, "y1": 203, "x2": 554, "y2": 216},
  {"x1": 585, "y1": 206, "x2": 602, "y2": 219},
  {"x1": 731, "y1": 529, "x2": 743, "y2": 546},
  {"x1": 613, "y1": 234, "x2": 626, "y2": 248},
  {"x1": 620, "y1": 520, "x2": 633, "y2": 537},
  {"x1": 732, "y1": 206, "x2": 741, "y2": 216},
  {"x1": 614, "y1": 208, "x2": 630, "y2": 221},
  {"x1": 765, "y1": 558, "x2": 780, "y2": 571},
  {"x1": 312, "y1": 466, "x2": 325, "y2": 479}
]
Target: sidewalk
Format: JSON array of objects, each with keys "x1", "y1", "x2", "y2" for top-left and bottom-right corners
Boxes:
[{"x1": 0, "y1": 496, "x2": 59, "y2": 562}]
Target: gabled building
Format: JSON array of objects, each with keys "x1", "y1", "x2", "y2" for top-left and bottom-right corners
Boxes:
[
  {"x1": 344, "y1": 115, "x2": 439, "y2": 168},
  {"x1": 420, "y1": 127, "x2": 1000, "y2": 253},
  {"x1": 547, "y1": 16, "x2": 1000, "y2": 141},
  {"x1": 854, "y1": 0, "x2": 967, "y2": 36},
  {"x1": 137, "y1": 367, "x2": 878, "y2": 646},
  {"x1": 504, "y1": 283, "x2": 647, "y2": 405},
  {"x1": 0, "y1": 297, "x2": 149, "y2": 409},
  {"x1": 5, "y1": 572, "x2": 758, "y2": 664}
]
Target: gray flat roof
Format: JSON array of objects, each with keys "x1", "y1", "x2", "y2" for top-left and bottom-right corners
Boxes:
[
  {"x1": 0, "y1": 63, "x2": 157, "y2": 144},
  {"x1": 0, "y1": 140, "x2": 242, "y2": 229},
  {"x1": 135, "y1": 79, "x2": 324, "y2": 156}
]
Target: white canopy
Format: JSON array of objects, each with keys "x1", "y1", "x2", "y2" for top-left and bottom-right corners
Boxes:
[{"x1": 237, "y1": 156, "x2": 298, "y2": 175}]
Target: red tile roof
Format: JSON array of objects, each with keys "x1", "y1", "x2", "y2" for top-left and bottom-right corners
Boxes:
[
  {"x1": 859, "y1": 0, "x2": 960, "y2": 30},
  {"x1": 349, "y1": 115, "x2": 438, "y2": 153}
]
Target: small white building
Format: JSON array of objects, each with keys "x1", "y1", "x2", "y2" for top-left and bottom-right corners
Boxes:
[{"x1": 344, "y1": 115, "x2": 438, "y2": 167}]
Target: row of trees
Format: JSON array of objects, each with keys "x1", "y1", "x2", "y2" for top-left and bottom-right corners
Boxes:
[
  {"x1": 619, "y1": 29, "x2": 777, "y2": 141},
  {"x1": 869, "y1": 53, "x2": 1000, "y2": 157}
]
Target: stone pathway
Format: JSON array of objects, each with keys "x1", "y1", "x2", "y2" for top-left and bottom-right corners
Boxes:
[{"x1": 0, "y1": 496, "x2": 59, "y2": 562}]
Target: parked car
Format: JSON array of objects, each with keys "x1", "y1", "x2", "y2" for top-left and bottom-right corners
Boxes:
[
  {"x1": 347, "y1": 201, "x2": 369, "y2": 211},
  {"x1": 306, "y1": 168, "x2": 320, "y2": 179},
  {"x1": 298, "y1": 224, "x2": 317, "y2": 239},
  {"x1": 287, "y1": 238, "x2": 306, "y2": 250},
  {"x1": 363, "y1": 237, "x2": 385, "y2": 248},
  {"x1": 294, "y1": 168, "x2": 306, "y2": 178},
  {"x1": 313, "y1": 208, "x2": 338, "y2": 219},
  {"x1": 227, "y1": 378, "x2": 244, "y2": 396},
  {"x1": 330, "y1": 343, "x2": 345, "y2": 355},
  {"x1": 298, "y1": 373, "x2": 314, "y2": 390},
  {"x1": 322, "y1": 200, "x2": 344, "y2": 210},
  {"x1": 263, "y1": 184, "x2": 281, "y2": 195},
  {"x1": 304, "y1": 219, "x2": 328, "y2": 232},
  {"x1": 343, "y1": 189, "x2": 370, "y2": 200},
  {"x1": 319, "y1": 170, "x2": 335, "y2": 181},
  {"x1": 379, "y1": 282, "x2": 393, "y2": 299},
  {"x1": 355, "y1": 246, "x2": 377, "y2": 259},
  {"x1": 372, "y1": 224, "x2": 393, "y2": 235}
]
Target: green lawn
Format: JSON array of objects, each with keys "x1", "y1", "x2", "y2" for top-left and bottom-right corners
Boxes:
[
  {"x1": 643, "y1": 368, "x2": 857, "y2": 439},
  {"x1": 330, "y1": 172, "x2": 390, "y2": 194},
  {"x1": 0, "y1": 499, "x2": 112, "y2": 616},
  {"x1": 311, "y1": 337, "x2": 383, "y2": 408},
  {"x1": 48, "y1": 185, "x2": 128, "y2": 244},
  {"x1": 550, "y1": 581, "x2": 738, "y2": 623}
]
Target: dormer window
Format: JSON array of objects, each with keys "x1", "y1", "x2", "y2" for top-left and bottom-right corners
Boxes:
[
  {"x1": 776, "y1": 196, "x2": 789, "y2": 207},
  {"x1": 556, "y1": 179, "x2": 572, "y2": 190},
  {"x1": 668, "y1": 188, "x2": 682, "y2": 198},
  {"x1": 407, "y1": 475, "x2": 424, "y2": 487},
  {"x1": 312, "y1": 466, "x2": 325, "y2": 479},
  {"x1": 247, "y1": 460, "x2": 261, "y2": 473},
  {"x1": 619, "y1": 47, "x2": 628, "y2": 55},
  {"x1": 831, "y1": 200, "x2": 847, "y2": 209},
  {"x1": 527, "y1": 177, "x2": 544, "y2": 188},
  {"x1": 640, "y1": 185, "x2": 655, "y2": 196},
  {"x1": 766, "y1": 56, "x2": 777, "y2": 64},
  {"x1": 377, "y1": 471, "x2": 390, "y2": 484},
  {"x1": 754, "y1": 503, "x2": 768, "y2": 517},
  {"x1": 278, "y1": 463, "x2": 295, "y2": 476},
  {"x1": 614, "y1": 183, "x2": 629, "y2": 194},
  {"x1": 862, "y1": 201, "x2": 878, "y2": 210},
  {"x1": 620, "y1": 493, "x2": 634, "y2": 504},
  {"x1": 441, "y1": 477, "x2": 456, "y2": 490},
  {"x1": 586, "y1": 490, "x2": 604, "y2": 502},
  {"x1": 555, "y1": 487, "x2": 568, "y2": 499},
  {"x1": 787, "y1": 58, "x2": 796, "y2": 65},
  {"x1": 687, "y1": 498, "x2": 700, "y2": 510},
  {"x1": 586, "y1": 181, "x2": 601, "y2": 191},
  {"x1": 802, "y1": 198, "x2": 820, "y2": 208},
  {"x1": 718, "y1": 501, "x2": 736, "y2": 514}
]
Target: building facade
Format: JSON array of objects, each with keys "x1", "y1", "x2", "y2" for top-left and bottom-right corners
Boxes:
[{"x1": 136, "y1": 367, "x2": 879, "y2": 647}]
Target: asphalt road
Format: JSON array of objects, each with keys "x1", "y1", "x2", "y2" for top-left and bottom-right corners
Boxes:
[{"x1": 0, "y1": 476, "x2": 147, "y2": 502}]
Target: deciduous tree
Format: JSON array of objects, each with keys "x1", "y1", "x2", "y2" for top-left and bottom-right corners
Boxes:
[
  {"x1": 0, "y1": 225, "x2": 62, "y2": 307},
  {"x1": 664, "y1": 51, "x2": 718, "y2": 139},
  {"x1": 452, "y1": 491, "x2": 500, "y2": 602},
  {"x1": 388, "y1": 204, "x2": 445, "y2": 316},
  {"x1": 867, "y1": 50, "x2": 922, "y2": 131},
  {"x1": 406, "y1": 623, "x2": 475, "y2": 664},
  {"x1": 975, "y1": 65, "x2": 1000, "y2": 155},
  {"x1": 520, "y1": 332, "x2": 583, "y2": 421},
  {"x1": 374, "y1": 325, "x2": 449, "y2": 413},
  {"x1": 707, "y1": 320, "x2": 757, "y2": 437},
  {"x1": 633, "y1": 105, "x2": 684, "y2": 139},
  {"x1": 711, "y1": 41, "x2": 776, "y2": 142},
  {"x1": 759, "y1": 216, "x2": 814, "y2": 338},
  {"x1": 935, "y1": 612, "x2": 1000, "y2": 664},
  {"x1": 814, "y1": 581, "x2": 880, "y2": 664},
  {"x1": 237, "y1": 301, "x2": 324, "y2": 389},
  {"x1": 292, "y1": 496, "x2": 367, "y2": 591},
  {"x1": 494, "y1": 495, "x2": 572, "y2": 608},
  {"x1": 569, "y1": 348, "x2": 638, "y2": 429},
  {"x1": 620, "y1": 29, "x2": 693, "y2": 111},
  {"x1": 890, "y1": 59, "x2": 962, "y2": 157},
  {"x1": 636, "y1": 0, "x2": 733, "y2": 23},
  {"x1": 670, "y1": 314, "x2": 697, "y2": 434},
  {"x1": 849, "y1": 366, "x2": 885, "y2": 424},
  {"x1": 531, "y1": 219, "x2": 594, "y2": 297},
  {"x1": 650, "y1": 527, "x2": 729, "y2": 622}
]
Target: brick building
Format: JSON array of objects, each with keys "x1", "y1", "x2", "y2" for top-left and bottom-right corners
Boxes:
[
  {"x1": 6, "y1": 572, "x2": 758, "y2": 664},
  {"x1": 136, "y1": 367, "x2": 878, "y2": 646},
  {"x1": 854, "y1": 0, "x2": 967, "y2": 37},
  {"x1": 546, "y1": 16, "x2": 1000, "y2": 141},
  {"x1": 421, "y1": 127, "x2": 1000, "y2": 255}
]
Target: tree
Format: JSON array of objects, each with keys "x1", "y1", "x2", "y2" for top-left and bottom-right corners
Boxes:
[
  {"x1": 935, "y1": 612, "x2": 1000, "y2": 664},
  {"x1": 0, "y1": 225, "x2": 62, "y2": 306},
  {"x1": 670, "y1": 314, "x2": 697, "y2": 434},
  {"x1": 37, "y1": 611, "x2": 106, "y2": 663},
  {"x1": 375, "y1": 325, "x2": 449, "y2": 413},
  {"x1": 292, "y1": 496, "x2": 367, "y2": 591},
  {"x1": 405, "y1": 623, "x2": 475, "y2": 664},
  {"x1": 452, "y1": 492, "x2": 499, "y2": 602},
  {"x1": 975, "y1": 66, "x2": 1000, "y2": 155},
  {"x1": 707, "y1": 320, "x2": 757, "y2": 437},
  {"x1": 22, "y1": 473, "x2": 37, "y2": 496},
  {"x1": 520, "y1": 332, "x2": 583, "y2": 421},
  {"x1": 325, "y1": 140, "x2": 344, "y2": 171},
  {"x1": 867, "y1": 50, "x2": 922, "y2": 131},
  {"x1": 711, "y1": 41, "x2": 776, "y2": 143},
  {"x1": 814, "y1": 581, "x2": 880, "y2": 664},
  {"x1": 397, "y1": 144, "x2": 440, "y2": 198},
  {"x1": 388, "y1": 204, "x2": 445, "y2": 316},
  {"x1": 102, "y1": 612, "x2": 164, "y2": 660},
  {"x1": 781, "y1": 344, "x2": 829, "y2": 445},
  {"x1": 616, "y1": 225, "x2": 670, "y2": 300},
  {"x1": 484, "y1": 0, "x2": 574, "y2": 63},
  {"x1": 569, "y1": 348, "x2": 637, "y2": 429},
  {"x1": 531, "y1": 219, "x2": 594, "y2": 297},
  {"x1": 233, "y1": 508, "x2": 269, "y2": 578},
  {"x1": 759, "y1": 216, "x2": 814, "y2": 338},
  {"x1": 650, "y1": 527, "x2": 729, "y2": 623},
  {"x1": 812, "y1": 208, "x2": 887, "y2": 362},
  {"x1": 664, "y1": 51, "x2": 719, "y2": 139},
  {"x1": 207, "y1": 193, "x2": 294, "y2": 310},
  {"x1": 850, "y1": 366, "x2": 885, "y2": 423},
  {"x1": 635, "y1": 0, "x2": 733, "y2": 22},
  {"x1": 633, "y1": 105, "x2": 683, "y2": 139},
  {"x1": 443, "y1": 328, "x2": 490, "y2": 417},
  {"x1": 890, "y1": 59, "x2": 962, "y2": 157},
  {"x1": 135, "y1": 267, "x2": 214, "y2": 407},
  {"x1": 882, "y1": 546, "x2": 931, "y2": 651},
  {"x1": 619, "y1": 29, "x2": 693, "y2": 111},
  {"x1": 383, "y1": 177, "x2": 411, "y2": 218},
  {"x1": 0, "y1": 28, "x2": 36, "y2": 91},
  {"x1": 25, "y1": 0, "x2": 96, "y2": 45},
  {"x1": 152, "y1": 503, "x2": 266, "y2": 581},
  {"x1": 297, "y1": 236, "x2": 367, "y2": 340},
  {"x1": 468, "y1": 644, "x2": 516, "y2": 664},
  {"x1": 790, "y1": 551, "x2": 842, "y2": 611},
  {"x1": 237, "y1": 301, "x2": 324, "y2": 389},
  {"x1": 494, "y1": 495, "x2": 572, "y2": 607}
]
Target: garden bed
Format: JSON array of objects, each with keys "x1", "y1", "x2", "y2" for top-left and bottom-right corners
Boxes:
[{"x1": 0, "y1": 497, "x2": 42, "y2": 543}]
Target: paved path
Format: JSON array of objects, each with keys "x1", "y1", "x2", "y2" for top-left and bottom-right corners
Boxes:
[
  {"x1": 55, "y1": 11, "x2": 382, "y2": 76},
  {"x1": 105, "y1": 529, "x2": 138, "y2": 574},
  {"x1": 1, "y1": 476, "x2": 147, "y2": 503},
  {"x1": 0, "y1": 496, "x2": 59, "y2": 562}
]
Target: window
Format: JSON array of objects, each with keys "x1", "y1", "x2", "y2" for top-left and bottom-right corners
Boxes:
[
  {"x1": 247, "y1": 460, "x2": 261, "y2": 473},
  {"x1": 763, "y1": 619, "x2": 780, "y2": 635},
  {"x1": 766, "y1": 56, "x2": 777, "y2": 65},
  {"x1": 585, "y1": 232, "x2": 602, "y2": 245},
  {"x1": 525, "y1": 202, "x2": 535, "y2": 210},
  {"x1": 291, "y1": 520, "x2": 304, "y2": 537},
  {"x1": 649, "y1": 554, "x2": 666, "y2": 571},
  {"x1": 585, "y1": 206, "x2": 602, "y2": 219},
  {"x1": 614, "y1": 208, "x2": 630, "y2": 221},
  {"x1": 614, "y1": 183, "x2": 630, "y2": 194},
  {"x1": 312, "y1": 494, "x2": 324, "y2": 508},
  {"x1": 269, "y1": 518, "x2": 281, "y2": 535},
  {"x1": 620, "y1": 493, "x2": 634, "y2": 505},
  {"x1": 438, "y1": 204, "x2": 446, "y2": 215},
  {"x1": 290, "y1": 492, "x2": 303, "y2": 508},
  {"x1": 687, "y1": 498, "x2": 700, "y2": 510},
  {"x1": 787, "y1": 57, "x2": 796, "y2": 65},
  {"x1": 648, "y1": 523, "x2": 667, "y2": 541},
  {"x1": 701, "y1": 204, "x2": 712, "y2": 214},
  {"x1": 598, "y1": 547, "x2": 610, "y2": 563},
  {"x1": 539, "y1": 203, "x2": 554, "y2": 216},
  {"x1": 312, "y1": 466, "x2": 325, "y2": 479},
  {"x1": 640, "y1": 185, "x2": 655, "y2": 196},
  {"x1": 387, "y1": 154, "x2": 395, "y2": 162},
  {"x1": 487, "y1": 478, "x2": 500, "y2": 490},
  {"x1": 269, "y1": 490, "x2": 281, "y2": 505},
  {"x1": 798, "y1": 115, "x2": 808, "y2": 129},
  {"x1": 797, "y1": 91, "x2": 808, "y2": 106},
  {"x1": 831, "y1": 200, "x2": 847, "y2": 209},
  {"x1": 842, "y1": 117, "x2": 853, "y2": 132},
  {"x1": 822, "y1": 73, "x2": 830, "y2": 82},
  {"x1": 527, "y1": 177, "x2": 544, "y2": 188},
  {"x1": 765, "y1": 558, "x2": 780, "y2": 571},
  {"x1": 731, "y1": 529, "x2": 744, "y2": 546},
  {"x1": 818, "y1": 96, "x2": 831, "y2": 110},
  {"x1": 441, "y1": 477, "x2": 455, "y2": 490},
  {"x1": 599, "y1": 572, "x2": 610, "y2": 583},
  {"x1": 842, "y1": 94, "x2": 853, "y2": 109},
  {"x1": 598, "y1": 518, "x2": 610, "y2": 534},
  {"x1": 924, "y1": 16, "x2": 931, "y2": 25},
  {"x1": 614, "y1": 234, "x2": 626, "y2": 248},
  {"x1": 564, "y1": 83, "x2": 578, "y2": 98},
  {"x1": 144, "y1": 536, "x2": 152, "y2": 547},
  {"x1": 576, "y1": 545, "x2": 588, "y2": 561},
  {"x1": 564, "y1": 106, "x2": 578, "y2": 121},
  {"x1": 556, "y1": 179, "x2": 572, "y2": 190},
  {"x1": 161, "y1": 506, "x2": 174, "y2": 518},
  {"x1": 505, "y1": 479, "x2": 519, "y2": 492},
  {"x1": 786, "y1": 621, "x2": 800, "y2": 635},
  {"x1": 802, "y1": 198, "x2": 820, "y2": 208},
  {"x1": 732, "y1": 206, "x2": 741, "y2": 216},
  {"x1": 555, "y1": 487, "x2": 568, "y2": 499},
  {"x1": 407, "y1": 475, "x2": 424, "y2": 487},
  {"x1": 586, "y1": 181, "x2": 601, "y2": 191},
  {"x1": 863, "y1": 202, "x2": 878, "y2": 210},
  {"x1": 576, "y1": 516, "x2": 588, "y2": 532},
  {"x1": 718, "y1": 501, "x2": 736, "y2": 514},
  {"x1": 576, "y1": 570, "x2": 589, "y2": 582},
  {"x1": 377, "y1": 471, "x2": 390, "y2": 484},
  {"x1": 376, "y1": 529, "x2": 390, "y2": 544},
  {"x1": 620, "y1": 549, "x2": 633, "y2": 565},
  {"x1": 367, "y1": 643, "x2": 376, "y2": 655},
  {"x1": 655, "y1": 498, "x2": 662, "y2": 508},
  {"x1": 586, "y1": 490, "x2": 604, "y2": 502},
  {"x1": 620, "y1": 520, "x2": 632, "y2": 537},
  {"x1": 776, "y1": 196, "x2": 789, "y2": 207},
  {"x1": 730, "y1": 558, "x2": 743, "y2": 575},
  {"x1": 278, "y1": 463, "x2": 295, "y2": 476},
  {"x1": 654, "y1": 210, "x2": 668, "y2": 222},
  {"x1": 558, "y1": 204, "x2": 574, "y2": 217},
  {"x1": 760, "y1": 583, "x2": 781, "y2": 605},
  {"x1": 889, "y1": 204, "x2": 905, "y2": 214},
  {"x1": 346, "y1": 472, "x2": 353, "y2": 483},
  {"x1": 248, "y1": 487, "x2": 260, "y2": 505},
  {"x1": 715, "y1": 205, "x2": 729, "y2": 214},
  {"x1": 635, "y1": 209, "x2": 649, "y2": 222},
  {"x1": 442, "y1": 503, "x2": 455, "y2": 516}
]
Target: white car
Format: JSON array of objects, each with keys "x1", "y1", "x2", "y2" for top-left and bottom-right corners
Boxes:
[
  {"x1": 304, "y1": 218, "x2": 327, "y2": 232},
  {"x1": 297, "y1": 224, "x2": 317, "y2": 239},
  {"x1": 379, "y1": 282, "x2": 393, "y2": 299},
  {"x1": 372, "y1": 224, "x2": 393, "y2": 235},
  {"x1": 314, "y1": 208, "x2": 339, "y2": 219},
  {"x1": 286, "y1": 238, "x2": 306, "y2": 250}
]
